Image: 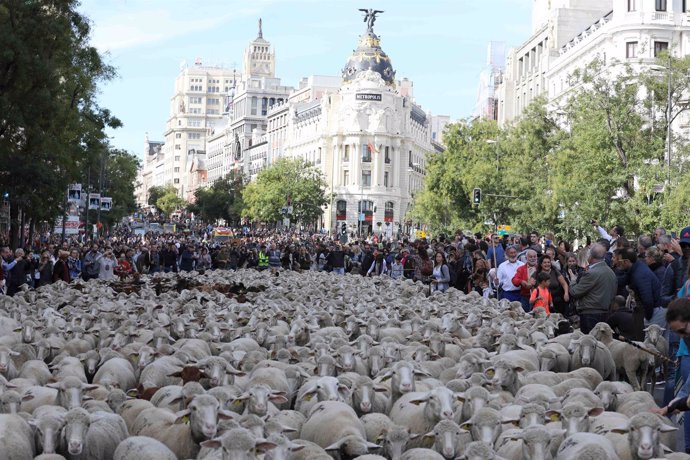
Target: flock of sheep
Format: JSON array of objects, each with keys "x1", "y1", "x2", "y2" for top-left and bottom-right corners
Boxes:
[{"x1": 0, "y1": 268, "x2": 685, "y2": 460}]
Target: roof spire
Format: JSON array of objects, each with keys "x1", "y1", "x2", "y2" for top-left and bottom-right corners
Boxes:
[{"x1": 258, "y1": 18, "x2": 263, "y2": 38}]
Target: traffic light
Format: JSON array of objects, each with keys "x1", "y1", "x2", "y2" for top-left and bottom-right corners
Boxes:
[
  {"x1": 341, "y1": 222, "x2": 347, "y2": 234},
  {"x1": 472, "y1": 188, "x2": 481, "y2": 205}
]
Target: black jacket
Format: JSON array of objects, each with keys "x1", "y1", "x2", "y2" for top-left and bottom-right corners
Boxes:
[{"x1": 661, "y1": 256, "x2": 688, "y2": 307}]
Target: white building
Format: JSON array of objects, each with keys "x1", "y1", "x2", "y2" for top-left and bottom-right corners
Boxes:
[
  {"x1": 496, "y1": 0, "x2": 690, "y2": 125},
  {"x1": 260, "y1": 18, "x2": 447, "y2": 236},
  {"x1": 475, "y1": 41, "x2": 506, "y2": 121},
  {"x1": 206, "y1": 21, "x2": 293, "y2": 184}
]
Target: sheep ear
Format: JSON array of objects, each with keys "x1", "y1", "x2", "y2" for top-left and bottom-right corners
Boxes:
[
  {"x1": 484, "y1": 368, "x2": 495, "y2": 378},
  {"x1": 218, "y1": 410, "x2": 235, "y2": 420},
  {"x1": 376, "y1": 370, "x2": 393, "y2": 382},
  {"x1": 269, "y1": 392, "x2": 288, "y2": 404},
  {"x1": 609, "y1": 427, "x2": 629, "y2": 434},
  {"x1": 45, "y1": 382, "x2": 60, "y2": 389},
  {"x1": 588, "y1": 407, "x2": 604, "y2": 417},
  {"x1": 324, "y1": 439, "x2": 346, "y2": 451},
  {"x1": 126, "y1": 389, "x2": 139, "y2": 398},
  {"x1": 82, "y1": 384, "x2": 100, "y2": 391},
  {"x1": 200, "y1": 439, "x2": 222, "y2": 449},
  {"x1": 455, "y1": 392, "x2": 466, "y2": 402},
  {"x1": 366, "y1": 442, "x2": 380, "y2": 450},
  {"x1": 254, "y1": 440, "x2": 277, "y2": 454},
  {"x1": 22, "y1": 394, "x2": 35, "y2": 402},
  {"x1": 413, "y1": 368, "x2": 431, "y2": 377},
  {"x1": 513, "y1": 366, "x2": 525, "y2": 373},
  {"x1": 659, "y1": 423, "x2": 678, "y2": 433},
  {"x1": 409, "y1": 395, "x2": 430, "y2": 406},
  {"x1": 373, "y1": 385, "x2": 388, "y2": 393},
  {"x1": 422, "y1": 431, "x2": 436, "y2": 441},
  {"x1": 174, "y1": 409, "x2": 191, "y2": 424}
]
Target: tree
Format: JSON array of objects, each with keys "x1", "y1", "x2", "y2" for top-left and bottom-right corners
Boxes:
[
  {"x1": 147, "y1": 186, "x2": 167, "y2": 207},
  {"x1": 193, "y1": 171, "x2": 245, "y2": 224},
  {"x1": 100, "y1": 149, "x2": 140, "y2": 225},
  {"x1": 156, "y1": 186, "x2": 186, "y2": 216},
  {"x1": 242, "y1": 158, "x2": 329, "y2": 225},
  {"x1": 0, "y1": 0, "x2": 119, "y2": 246}
]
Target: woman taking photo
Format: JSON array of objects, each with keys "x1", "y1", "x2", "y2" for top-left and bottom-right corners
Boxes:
[{"x1": 431, "y1": 251, "x2": 451, "y2": 293}]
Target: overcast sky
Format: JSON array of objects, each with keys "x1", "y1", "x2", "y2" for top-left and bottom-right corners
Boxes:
[{"x1": 79, "y1": 0, "x2": 532, "y2": 157}]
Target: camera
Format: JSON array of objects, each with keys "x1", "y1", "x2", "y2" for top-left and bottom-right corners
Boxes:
[{"x1": 590, "y1": 220, "x2": 596, "y2": 225}]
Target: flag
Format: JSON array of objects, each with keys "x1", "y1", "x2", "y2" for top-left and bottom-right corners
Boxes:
[{"x1": 368, "y1": 142, "x2": 379, "y2": 154}]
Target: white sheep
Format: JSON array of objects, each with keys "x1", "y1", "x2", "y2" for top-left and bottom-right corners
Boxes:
[
  {"x1": 0, "y1": 413, "x2": 36, "y2": 460},
  {"x1": 556, "y1": 432, "x2": 621, "y2": 460},
  {"x1": 423, "y1": 419, "x2": 470, "y2": 459},
  {"x1": 299, "y1": 401, "x2": 379, "y2": 458},
  {"x1": 59, "y1": 408, "x2": 128, "y2": 460},
  {"x1": 112, "y1": 436, "x2": 177, "y2": 460},
  {"x1": 93, "y1": 357, "x2": 137, "y2": 391},
  {"x1": 609, "y1": 412, "x2": 677, "y2": 460},
  {"x1": 569, "y1": 335, "x2": 617, "y2": 381},
  {"x1": 400, "y1": 447, "x2": 445, "y2": 460}
]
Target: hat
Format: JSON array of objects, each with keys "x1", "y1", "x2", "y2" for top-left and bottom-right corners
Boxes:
[{"x1": 680, "y1": 226, "x2": 690, "y2": 244}]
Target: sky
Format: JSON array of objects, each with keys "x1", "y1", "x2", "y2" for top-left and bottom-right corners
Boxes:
[{"x1": 78, "y1": 0, "x2": 532, "y2": 158}]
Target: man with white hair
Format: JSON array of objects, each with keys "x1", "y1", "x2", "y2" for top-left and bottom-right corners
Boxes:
[
  {"x1": 570, "y1": 243, "x2": 618, "y2": 334},
  {"x1": 496, "y1": 245, "x2": 523, "y2": 303}
]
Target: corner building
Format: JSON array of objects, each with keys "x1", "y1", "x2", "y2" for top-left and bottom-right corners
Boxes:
[{"x1": 265, "y1": 22, "x2": 447, "y2": 236}]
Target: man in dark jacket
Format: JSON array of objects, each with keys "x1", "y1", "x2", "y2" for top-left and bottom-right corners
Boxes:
[
  {"x1": 327, "y1": 244, "x2": 346, "y2": 275},
  {"x1": 570, "y1": 243, "x2": 618, "y2": 334},
  {"x1": 615, "y1": 247, "x2": 661, "y2": 323},
  {"x1": 359, "y1": 244, "x2": 374, "y2": 277},
  {"x1": 661, "y1": 226, "x2": 690, "y2": 307}
]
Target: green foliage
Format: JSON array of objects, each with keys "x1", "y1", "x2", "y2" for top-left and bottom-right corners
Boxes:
[
  {"x1": 192, "y1": 171, "x2": 245, "y2": 224},
  {"x1": 242, "y1": 158, "x2": 329, "y2": 224},
  {"x1": 156, "y1": 186, "x2": 186, "y2": 216},
  {"x1": 147, "y1": 186, "x2": 168, "y2": 207},
  {"x1": 411, "y1": 56, "x2": 690, "y2": 239},
  {"x1": 0, "y1": 0, "x2": 120, "y2": 244}
]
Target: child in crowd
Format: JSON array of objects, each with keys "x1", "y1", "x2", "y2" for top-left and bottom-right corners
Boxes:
[{"x1": 530, "y1": 271, "x2": 553, "y2": 315}]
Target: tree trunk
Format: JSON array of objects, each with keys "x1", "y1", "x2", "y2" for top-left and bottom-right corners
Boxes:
[
  {"x1": 19, "y1": 208, "x2": 25, "y2": 248},
  {"x1": 9, "y1": 202, "x2": 19, "y2": 249},
  {"x1": 27, "y1": 218, "x2": 34, "y2": 250}
]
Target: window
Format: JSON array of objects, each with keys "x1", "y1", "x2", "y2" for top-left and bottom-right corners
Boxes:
[
  {"x1": 175, "y1": 144, "x2": 181, "y2": 150},
  {"x1": 173, "y1": 178, "x2": 180, "y2": 184},
  {"x1": 408, "y1": 150, "x2": 413, "y2": 167},
  {"x1": 343, "y1": 145, "x2": 350, "y2": 162},
  {"x1": 206, "y1": 109, "x2": 219, "y2": 115},
  {"x1": 251, "y1": 96, "x2": 258, "y2": 115},
  {"x1": 188, "y1": 119, "x2": 201, "y2": 127},
  {"x1": 336, "y1": 200, "x2": 347, "y2": 220},
  {"x1": 188, "y1": 133, "x2": 201, "y2": 140},
  {"x1": 317, "y1": 147, "x2": 321, "y2": 165},
  {"x1": 656, "y1": 0, "x2": 666, "y2": 11},
  {"x1": 384, "y1": 172, "x2": 389, "y2": 187},
  {"x1": 384, "y1": 201, "x2": 394, "y2": 222},
  {"x1": 207, "y1": 98, "x2": 220, "y2": 105},
  {"x1": 362, "y1": 145, "x2": 371, "y2": 163},
  {"x1": 384, "y1": 146, "x2": 390, "y2": 164},
  {"x1": 189, "y1": 108, "x2": 202, "y2": 114},
  {"x1": 362, "y1": 171, "x2": 371, "y2": 187},
  {"x1": 174, "y1": 167, "x2": 180, "y2": 172},
  {"x1": 174, "y1": 156, "x2": 180, "y2": 161},
  {"x1": 189, "y1": 97, "x2": 202, "y2": 104},
  {"x1": 684, "y1": 0, "x2": 687, "y2": 13},
  {"x1": 343, "y1": 170, "x2": 349, "y2": 185},
  {"x1": 626, "y1": 42, "x2": 638, "y2": 58},
  {"x1": 358, "y1": 200, "x2": 374, "y2": 212},
  {"x1": 654, "y1": 41, "x2": 669, "y2": 57},
  {"x1": 627, "y1": 0, "x2": 636, "y2": 11},
  {"x1": 261, "y1": 97, "x2": 268, "y2": 116},
  {"x1": 176, "y1": 133, "x2": 181, "y2": 139}
]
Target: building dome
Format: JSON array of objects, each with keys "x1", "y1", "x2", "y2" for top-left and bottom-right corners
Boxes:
[{"x1": 342, "y1": 31, "x2": 396, "y2": 86}]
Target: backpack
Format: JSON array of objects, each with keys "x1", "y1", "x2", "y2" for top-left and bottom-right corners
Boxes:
[{"x1": 420, "y1": 258, "x2": 433, "y2": 277}]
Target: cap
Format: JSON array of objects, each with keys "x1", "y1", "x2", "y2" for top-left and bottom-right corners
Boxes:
[{"x1": 680, "y1": 226, "x2": 690, "y2": 244}]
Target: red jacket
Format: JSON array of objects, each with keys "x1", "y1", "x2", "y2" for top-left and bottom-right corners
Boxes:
[{"x1": 512, "y1": 264, "x2": 535, "y2": 297}]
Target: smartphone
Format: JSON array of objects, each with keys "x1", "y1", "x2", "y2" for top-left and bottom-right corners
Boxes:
[{"x1": 672, "y1": 231, "x2": 678, "y2": 239}]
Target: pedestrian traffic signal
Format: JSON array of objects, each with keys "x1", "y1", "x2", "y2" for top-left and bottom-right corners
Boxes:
[
  {"x1": 341, "y1": 223, "x2": 347, "y2": 234},
  {"x1": 472, "y1": 188, "x2": 481, "y2": 205}
]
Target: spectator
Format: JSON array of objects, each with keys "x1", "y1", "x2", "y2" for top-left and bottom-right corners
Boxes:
[
  {"x1": 638, "y1": 235, "x2": 654, "y2": 259},
  {"x1": 327, "y1": 244, "x2": 346, "y2": 275},
  {"x1": 530, "y1": 271, "x2": 553, "y2": 315},
  {"x1": 114, "y1": 252, "x2": 133, "y2": 279},
  {"x1": 644, "y1": 246, "x2": 667, "y2": 284},
  {"x1": 531, "y1": 254, "x2": 569, "y2": 316},
  {"x1": 593, "y1": 220, "x2": 625, "y2": 253},
  {"x1": 570, "y1": 243, "x2": 618, "y2": 334},
  {"x1": 267, "y1": 243, "x2": 281, "y2": 269},
  {"x1": 529, "y1": 231, "x2": 543, "y2": 255},
  {"x1": 616, "y1": 247, "x2": 662, "y2": 326},
  {"x1": 52, "y1": 250, "x2": 71, "y2": 283},
  {"x1": 486, "y1": 234, "x2": 505, "y2": 268},
  {"x1": 36, "y1": 251, "x2": 53, "y2": 288},
  {"x1": 98, "y1": 250, "x2": 117, "y2": 280},
  {"x1": 607, "y1": 294, "x2": 644, "y2": 342},
  {"x1": 82, "y1": 244, "x2": 101, "y2": 281},
  {"x1": 7, "y1": 248, "x2": 31, "y2": 296},
  {"x1": 179, "y1": 245, "x2": 196, "y2": 272},
  {"x1": 366, "y1": 249, "x2": 388, "y2": 277},
  {"x1": 389, "y1": 254, "x2": 404, "y2": 279},
  {"x1": 67, "y1": 249, "x2": 82, "y2": 281},
  {"x1": 149, "y1": 244, "x2": 161, "y2": 273},
  {"x1": 496, "y1": 245, "x2": 523, "y2": 302},
  {"x1": 197, "y1": 247, "x2": 212, "y2": 270},
  {"x1": 512, "y1": 249, "x2": 539, "y2": 313},
  {"x1": 161, "y1": 242, "x2": 178, "y2": 273},
  {"x1": 430, "y1": 251, "x2": 450, "y2": 293}
]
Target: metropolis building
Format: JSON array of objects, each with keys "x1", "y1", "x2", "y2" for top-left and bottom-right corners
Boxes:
[{"x1": 137, "y1": 14, "x2": 448, "y2": 236}]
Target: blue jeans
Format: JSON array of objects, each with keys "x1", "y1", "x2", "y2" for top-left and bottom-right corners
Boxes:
[
  {"x1": 579, "y1": 313, "x2": 609, "y2": 334},
  {"x1": 678, "y1": 354, "x2": 690, "y2": 450},
  {"x1": 332, "y1": 267, "x2": 345, "y2": 275},
  {"x1": 499, "y1": 290, "x2": 521, "y2": 302},
  {"x1": 664, "y1": 337, "x2": 680, "y2": 406},
  {"x1": 520, "y1": 296, "x2": 531, "y2": 313}
]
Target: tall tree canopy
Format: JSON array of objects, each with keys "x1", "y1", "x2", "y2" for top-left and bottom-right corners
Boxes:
[
  {"x1": 0, "y1": 0, "x2": 120, "y2": 245},
  {"x1": 190, "y1": 171, "x2": 245, "y2": 225},
  {"x1": 242, "y1": 158, "x2": 329, "y2": 225}
]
